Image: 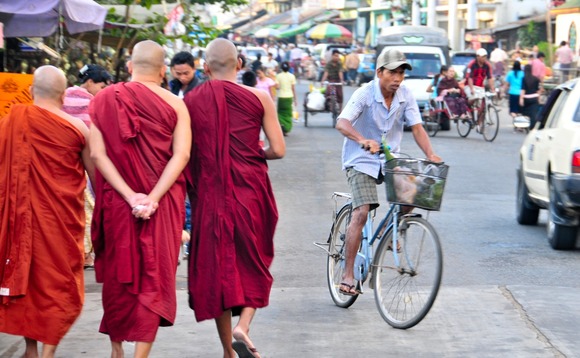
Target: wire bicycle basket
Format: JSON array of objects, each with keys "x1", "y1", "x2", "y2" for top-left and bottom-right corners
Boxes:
[{"x1": 383, "y1": 158, "x2": 449, "y2": 211}]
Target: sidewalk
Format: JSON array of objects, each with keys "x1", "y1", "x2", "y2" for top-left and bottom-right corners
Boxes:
[{"x1": 2, "y1": 283, "x2": 578, "y2": 357}]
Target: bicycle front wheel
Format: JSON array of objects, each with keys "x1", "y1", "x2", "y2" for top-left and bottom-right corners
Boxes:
[
  {"x1": 456, "y1": 116, "x2": 472, "y2": 137},
  {"x1": 372, "y1": 216, "x2": 442, "y2": 329},
  {"x1": 423, "y1": 113, "x2": 439, "y2": 137},
  {"x1": 327, "y1": 204, "x2": 359, "y2": 308},
  {"x1": 482, "y1": 105, "x2": 500, "y2": 142}
]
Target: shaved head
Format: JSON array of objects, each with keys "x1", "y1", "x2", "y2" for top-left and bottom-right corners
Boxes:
[
  {"x1": 32, "y1": 65, "x2": 67, "y2": 101},
  {"x1": 205, "y1": 38, "x2": 238, "y2": 75},
  {"x1": 130, "y1": 40, "x2": 165, "y2": 76}
]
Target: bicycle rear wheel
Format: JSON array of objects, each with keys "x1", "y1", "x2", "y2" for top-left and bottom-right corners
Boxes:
[
  {"x1": 327, "y1": 204, "x2": 359, "y2": 308},
  {"x1": 371, "y1": 216, "x2": 442, "y2": 329},
  {"x1": 482, "y1": 105, "x2": 499, "y2": 142}
]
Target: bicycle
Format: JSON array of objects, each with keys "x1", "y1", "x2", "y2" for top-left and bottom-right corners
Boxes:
[
  {"x1": 303, "y1": 82, "x2": 342, "y2": 128},
  {"x1": 314, "y1": 155, "x2": 448, "y2": 329},
  {"x1": 456, "y1": 90, "x2": 500, "y2": 142}
]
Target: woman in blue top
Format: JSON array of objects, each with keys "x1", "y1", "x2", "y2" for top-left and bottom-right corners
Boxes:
[{"x1": 504, "y1": 61, "x2": 524, "y2": 117}]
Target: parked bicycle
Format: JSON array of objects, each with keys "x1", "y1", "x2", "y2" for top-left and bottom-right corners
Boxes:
[{"x1": 314, "y1": 153, "x2": 448, "y2": 329}]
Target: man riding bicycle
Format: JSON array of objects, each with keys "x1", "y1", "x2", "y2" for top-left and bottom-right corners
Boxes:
[
  {"x1": 335, "y1": 48, "x2": 442, "y2": 296},
  {"x1": 464, "y1": 48, "x2": 496, "y2": 124}
]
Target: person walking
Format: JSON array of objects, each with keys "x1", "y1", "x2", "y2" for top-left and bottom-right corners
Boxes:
[
  {"x1": 555, "y1": 41, "x2": 575, "y2": 82},
  {"x1": 0, "y1": 65, "x2": 94, "y2": 358},
  {"x1": 504, "y1": 61, "x2": 524, "y2": 117},
  {"x1": 169, "y1": 51, "x2": 201, "y2": 98},
  {"x1": 255, "y1": 67, "x2": 276, "y2": 100},
  {"x1": 335, "y1": 48, "x2": 442, "y2": 296},
  {"x1": 520, "y1": 64, "x2": 542, "y2": 129},
  {"x1": 62, "y1": 64, "x2": 112, "y2": 270},
  {"x1": 345, "y1": 50, "x2": 361, "y2": 86},
  {"x1": 184, "y1": 38, "x2": 285, "y2": 358},
  {"x1": 530, "y1": 52, "x2": 546, "y2": 83},
  {"x1": 89, "y1": 40, "x2": 191, "y2": 357},
  {"x1": 276, "y1": 61, "x2": 297, "y2": 135}
]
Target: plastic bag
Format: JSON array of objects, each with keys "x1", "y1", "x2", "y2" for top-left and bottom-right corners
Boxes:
[{"x1": 307, "y1": 90, "x2": 326, "y2": 111}]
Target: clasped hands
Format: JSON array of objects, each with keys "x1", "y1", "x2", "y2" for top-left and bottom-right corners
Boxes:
[{"x1": 129, "y1": 193, "x2": 159, "y2": 220}]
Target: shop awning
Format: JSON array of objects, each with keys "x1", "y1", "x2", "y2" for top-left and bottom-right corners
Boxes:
[{"x1": 277, "y1": 21, "x2": 313, "y2": 38}]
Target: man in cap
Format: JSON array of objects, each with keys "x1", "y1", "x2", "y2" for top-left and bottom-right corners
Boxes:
[
  {"x1": 335, "y1": 48, "x2": 441, "y2": 296},
  {"x1": 465, "y1": 47, "x2": 495, "y2": 98}
]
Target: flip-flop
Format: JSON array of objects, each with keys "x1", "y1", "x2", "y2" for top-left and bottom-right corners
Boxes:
[
  {"x1": 338, "y1": 282, "x2": 361, "y2": 296},
  {"x1": 232, "y1": 341, "x2": 258, "y2": 358}
]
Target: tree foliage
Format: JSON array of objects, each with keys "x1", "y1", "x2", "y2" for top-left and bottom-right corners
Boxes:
[{"x1": 517, "y1": 21, "x2": 541, "y2": 49}]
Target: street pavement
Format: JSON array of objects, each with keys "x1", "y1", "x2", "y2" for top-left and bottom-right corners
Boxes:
[{"x1": 2, "y1": 80, "x2": 579, "y2": 358}]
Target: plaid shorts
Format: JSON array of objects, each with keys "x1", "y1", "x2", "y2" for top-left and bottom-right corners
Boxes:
[{"x1": 346, "y1": 168, "x2": 380, "y2": 210}]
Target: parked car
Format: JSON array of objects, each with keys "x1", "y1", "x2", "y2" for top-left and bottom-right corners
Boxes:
[
  {"x1": 516, "y1": 79, "x2": 580, "y2": 250},
  {"x1": 356, "y1": 53, "x2": 376, "y2": 85},
  {"x1": 451, "y1": 50, "x2": 476, "y2": 79}
]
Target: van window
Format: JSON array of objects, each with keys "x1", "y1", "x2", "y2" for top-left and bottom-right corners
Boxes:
[{"x1": 404, "y1": 53, "x2": 442, "y2": 79}]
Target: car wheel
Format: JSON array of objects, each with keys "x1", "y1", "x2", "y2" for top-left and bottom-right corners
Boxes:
[
  {"x1": 547, "y1": 179, "x2": 578, "y2": 250},
  {"x1": 516, "y1": 167, "x2": 540, "y2": 225}
]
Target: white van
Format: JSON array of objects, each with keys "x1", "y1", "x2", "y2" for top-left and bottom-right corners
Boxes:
[{"x1": 377, "y1": 26, "x2": 450, "y2": 129}]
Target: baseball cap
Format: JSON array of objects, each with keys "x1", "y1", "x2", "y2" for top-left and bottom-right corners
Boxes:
[
  {"x1": 476, "y1": 48, "x2": 488, "y2": 57},
  {"x1": 376, "y1": 48, "x2": 412, "y2": 71}
]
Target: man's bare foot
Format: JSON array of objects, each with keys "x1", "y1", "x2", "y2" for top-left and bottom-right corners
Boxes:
[{"x1": 232, "y1": 327, "x2": 260, "y2": 358}]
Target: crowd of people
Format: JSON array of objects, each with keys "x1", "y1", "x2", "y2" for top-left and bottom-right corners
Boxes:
[
  {"x1": 0, "y1": 38, "x2": 285, "y2": 358},
  {"x1": 427, "y1": 40, "x2": 579, "y2": 129}
]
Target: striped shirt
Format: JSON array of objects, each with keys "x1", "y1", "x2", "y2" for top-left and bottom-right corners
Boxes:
[
  {"x1": 339, "y1": 80, "x2": 422, "y2": 178},
  {"x1": 63, "y1": 86, "x2": 93, "y2": 128}
]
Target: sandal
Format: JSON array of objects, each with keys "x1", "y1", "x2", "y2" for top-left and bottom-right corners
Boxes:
[
  {"x1": 339, "y1": 282, "x2": 361, "y2": 296},
  {"x1": 232, "y1": 341, "x2": 258, "y2": 358}
]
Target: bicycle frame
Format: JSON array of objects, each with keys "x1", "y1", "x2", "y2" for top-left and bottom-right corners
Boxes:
[{"x1": 355, "y1": 203, "x2": 402, "y2": 284}]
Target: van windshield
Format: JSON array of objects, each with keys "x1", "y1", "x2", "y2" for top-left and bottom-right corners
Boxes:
[{"x1": 403, "y1": 53, "x2": 442, "y2": 79}]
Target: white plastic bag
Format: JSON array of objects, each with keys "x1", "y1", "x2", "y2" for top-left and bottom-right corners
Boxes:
[{"x1": 307, "y1": 89, "x2": 326, "y2": 111}]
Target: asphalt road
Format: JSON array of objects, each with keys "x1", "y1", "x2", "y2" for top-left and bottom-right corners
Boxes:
[{"x1": 1, "y1": 80, "x2": 579, "y2": 357}]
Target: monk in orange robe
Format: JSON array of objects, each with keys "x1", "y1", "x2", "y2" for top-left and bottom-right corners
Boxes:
[
  {"x1": 0, "y1": 66, "x2": 94, "y2": 358},
  {"x1": 185, "y1": 38, "x2": 285, "y2": 358},
  {"x1": 89, "y1": 40, "x2": 191, "y2": 358}
]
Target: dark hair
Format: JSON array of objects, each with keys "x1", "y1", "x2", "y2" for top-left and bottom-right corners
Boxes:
[
  {"x1": 242, "y1": 71, "x2": 257, "y2": 87},
  {"x1": 170, "y1": 51, "x2": 195, "y2": 68},
  {"x1": 238, "y1": 54, "x2": 247, "y2": 69},
  {"x1": 537, "y1": 52, "x2": 545, "y2": 59},
  {"x1": 439, "y1": 65, "x2": 448, "y2": 74},
  {"x1": 281, "y1": 61, "x2": 290, "y2": 72},
  {"x1": 332, "y1": 49, "x2": 340, "y2": 55},
  {"x1": 522, "y1": 63, "x2": 537, "y2": 89},
  {"x1": 561, "y1": 40, "x2": 567, "y2": 46},
  {"x1": 256, "y1": 53, "x2": 262, "y2": 61},
  {"x1": 512, "y1": 60, "x2": 521, "y2": 75},
  {"x1": 78, "y1": 64, "x2": 112, "y2": 84}
]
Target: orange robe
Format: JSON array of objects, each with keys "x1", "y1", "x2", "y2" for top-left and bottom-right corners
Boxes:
[{"x1": 0, "y1": 104, "x2": 86, "y2": 345}]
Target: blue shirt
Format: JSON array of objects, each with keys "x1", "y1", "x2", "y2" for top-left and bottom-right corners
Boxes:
[
  {"x1": 339, "y1": 80, "x2": 422, "y2": 178},
  {"x1": 505, "y1": 70, "x2": 524, "y2": 95}
]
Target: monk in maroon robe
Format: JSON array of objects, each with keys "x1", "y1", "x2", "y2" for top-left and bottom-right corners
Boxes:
[
  {"x1": 0, "y1": 66, "x2": 94, "y2": 358},
  {"x1": 185, "y1": 38, "x2": 285, "y2": 358},
  {"x1": 89, "y1": 40, "x2": 191, "y2": 358}
]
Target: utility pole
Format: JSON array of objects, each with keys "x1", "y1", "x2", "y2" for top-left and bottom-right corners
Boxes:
[{"x1": 545, "y1": 0, "x2": 553, "y2": 66}]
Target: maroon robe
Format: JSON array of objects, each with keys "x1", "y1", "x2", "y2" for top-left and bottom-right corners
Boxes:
[
  {"x1": 184, "y1": 80, "x2": 278, "y2": 322},
  {"x1": 90, "y1": 82, "x2": 185, "y2": 341}
]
